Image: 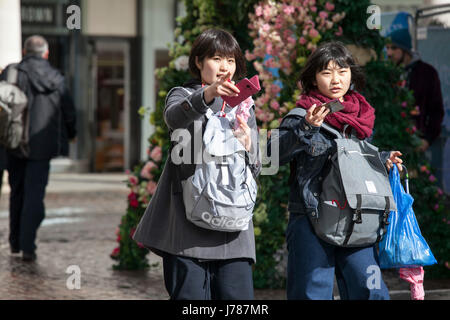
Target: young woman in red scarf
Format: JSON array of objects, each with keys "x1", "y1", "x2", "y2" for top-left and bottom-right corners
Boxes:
[{"x1": 275, "y1": 41, "x2": 403, "y2": 300}]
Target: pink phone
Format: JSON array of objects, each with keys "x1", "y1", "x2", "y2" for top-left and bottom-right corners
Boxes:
[{"x1": 221, "y1": 75, "x2": 261, "y2": 107}]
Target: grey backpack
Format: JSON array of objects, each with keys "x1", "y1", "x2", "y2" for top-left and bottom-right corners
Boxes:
[
  {"x1": 286, "y1": 108, "x2": 396, "y2": 247},
  {"x1": 171, "y1": 87, "x2": 257, "y2": 232},
  {"x1": 0, "y1": 64, "x2": 29, "y2": 152}
]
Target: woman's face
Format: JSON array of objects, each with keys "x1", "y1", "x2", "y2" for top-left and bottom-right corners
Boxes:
[
  {"x1": 314, "y1": 60, "x2": 351, "y2": 101},
  {"x1": 196, "y1": 53, "x2": 236, "y2": 85}
]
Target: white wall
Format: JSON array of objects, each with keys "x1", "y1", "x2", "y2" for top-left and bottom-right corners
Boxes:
[
  {"x1": 0, "y1": 0, "x2": 22, "y2": 69},
  {"x1": 140, "y1": 0, "x2": 175, "y2": 160}
]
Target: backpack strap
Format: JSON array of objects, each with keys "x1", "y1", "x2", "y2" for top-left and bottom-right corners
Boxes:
[
  {"x1": 6, "y1": 64, "x2": 19, "y2": 84},
  {"x1": 377, "y1": 196, "x2": 391, "y2": 242},
  {"x1": 343, "y1": 194, "x2": 362, "y2": 246},
  {"x1": 284, "y1": 108, "x2": 343, "y2": 138}
]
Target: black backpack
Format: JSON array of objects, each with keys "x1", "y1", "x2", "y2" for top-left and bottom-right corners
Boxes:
[{"x1": 0, "y1": 64, "x2": 29, "y2": 156}]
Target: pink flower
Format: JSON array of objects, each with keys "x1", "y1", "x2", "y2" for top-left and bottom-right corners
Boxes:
[
  {"x1": 445, "y1": 262, "x2": 450, "y2": 269},
  {"x1": 270, "y1": 100, "x2": 280, "y2": 110},
  {"x1": 255, "y1": 5, "x2": 263, "y2": 16},
  {"x1": 310, "y1": 6, "x2": 317, "y2": 13},
  {"x1": 434, "y1": 203, "x2": 439, "y2": 211},
  {"x1": 263, "y1": 5, "x2": 272, "y2": 19},
  {"x1": 149, "y1": 146, "x2": 162, "y2": 162},
  {"x1": 319, "y1": 11, "x2": 328, "y2": 19},
  {"x1": 129, "y1": 175, "x2": 138, "y2": 186},
  {"x1": 429, "y1": 175, "x2": 436, "y2": 182},
  {"x1": 288, "y1": 36, "x2": 296, "y2": 45},
  {"x1": 245, "y1": 50, "x2": 256, "y2": 61},
  {"x1": 299, "y1": 37, "x2": 307, "y2": 45},
  {"x1": 401, "y1": 101, "x2": 408, "y2": 108},
  {"x1": 335, "y1": 26, "x2": 343, "y2": 36},
  {"x1": 309, "y1": 28, "x2": 319, "y2": 38},
  {"x1": 283, "y1": 5, "x2": 295, "y2": 15},
  {"x1": 262, "y1": 23, "x2": 270, "y2": 32},
  {"x1": 146, "y1": 181, "x2": 158, "y2": 195},
  {"x1": 325, "y1": 2, "x2": 335, "y2": 11},
  {"x1": 265, "y1": 42, "x2": 273, "y2": 55},
  {"x1": 437, "y1": 188, "x2": 444, "y2": 196},
  {"x1": 271, "y1": 84, "x2": 282, "y2": 94},
  {"x1": 140, "y1": 161, "x2": 157, "y2": 180},
  {"x1": 400, "y1": 112, "x2": 407, "y2": 118}
]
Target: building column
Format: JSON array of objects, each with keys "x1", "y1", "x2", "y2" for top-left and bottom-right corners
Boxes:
[{"x1": 0, "y1": 0, "x2": 22, "y2": 70}]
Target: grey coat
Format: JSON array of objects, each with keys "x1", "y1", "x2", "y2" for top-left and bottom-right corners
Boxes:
[{"x1": 133, "y1": 79, "x2": 261, "y2": 263}]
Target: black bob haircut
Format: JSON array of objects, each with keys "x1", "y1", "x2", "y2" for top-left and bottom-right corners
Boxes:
[
  {"x1": 188, "y1": 28, "x2": 246, "y2": 81},
  {"x1": 298, "y1": 41, "x2": 366, "y2": 94}
]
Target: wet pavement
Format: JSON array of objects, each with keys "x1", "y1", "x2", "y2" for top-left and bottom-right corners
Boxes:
[{"x1": 0, "y1": 172, "x2": 449, "y2": 300}]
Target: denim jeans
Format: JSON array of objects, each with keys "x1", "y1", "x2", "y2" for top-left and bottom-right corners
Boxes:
[{"x1": 286, "y1": 213, "x2": 390, "y2": 300}]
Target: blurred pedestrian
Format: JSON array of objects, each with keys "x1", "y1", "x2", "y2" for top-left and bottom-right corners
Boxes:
[
  {"x1": 0, "y1": 35, "x2": 77, "y2": 262},
  {"x1": 386, "y1": 28, "x2": 444, "y2": 152}
]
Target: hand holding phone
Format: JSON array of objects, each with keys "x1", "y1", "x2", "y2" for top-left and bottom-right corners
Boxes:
[
  {"x1": 221, "y1": 75, "x2": 261, "y2": 107},
  {"x1": 312, "y1": 99, "x2": 344, "y2": 115}
]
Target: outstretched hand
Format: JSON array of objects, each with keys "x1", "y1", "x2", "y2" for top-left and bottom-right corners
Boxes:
[{"x1": 203, "y1": 72, "x2": 240, "y2": 104}]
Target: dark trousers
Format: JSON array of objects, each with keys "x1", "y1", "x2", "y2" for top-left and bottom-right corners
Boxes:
[
  {"x1": 7, "y1": 154, "x2": 50, "y2": 254},
  {"x1": 161, "y1": 252, "x2": 254, "y2": 300},
  {"x1": 286, "y1": 213, "x2": 390, "y2": 300}
]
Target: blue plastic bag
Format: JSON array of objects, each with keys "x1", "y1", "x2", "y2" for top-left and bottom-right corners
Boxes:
[{"x1": 378, "y1": 165, "x2": 437, "y2": 269}]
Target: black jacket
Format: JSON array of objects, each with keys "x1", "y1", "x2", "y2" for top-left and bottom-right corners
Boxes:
[{"x1": 0, "y1": 55, "x2": 76, "y2": 160}]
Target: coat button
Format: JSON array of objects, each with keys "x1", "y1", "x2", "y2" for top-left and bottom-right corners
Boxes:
[
  {"x1": 318, "y1": 177, "x2": 322, "y2": 181},
  {"x1": 313, "y1": 192, "x2": 318, "y2": 196},
  {"x1": 311, "y1": 211, "x2": 316, "y2": 217}
]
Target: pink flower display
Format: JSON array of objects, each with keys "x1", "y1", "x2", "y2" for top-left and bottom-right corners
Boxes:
[{"x1": 246, "y1": 0, "x2": 346, "y2": 127}]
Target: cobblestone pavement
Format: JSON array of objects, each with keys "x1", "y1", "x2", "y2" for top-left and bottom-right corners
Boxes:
[{"x1": 0, "y1": 172, "x2": 448, "y2": 300}]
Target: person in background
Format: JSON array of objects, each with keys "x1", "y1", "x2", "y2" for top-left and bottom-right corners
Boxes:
[
  {"x1": 386, "y1": 27, "x2": 444, "y2": 152},
  {"x1": 0, "y1": 35, "x2": 77, "y2": 262}
]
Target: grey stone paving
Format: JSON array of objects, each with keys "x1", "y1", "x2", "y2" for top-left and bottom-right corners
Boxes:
[{"x1": 0, "y1": 172, "x2": 448, "y2": 300}]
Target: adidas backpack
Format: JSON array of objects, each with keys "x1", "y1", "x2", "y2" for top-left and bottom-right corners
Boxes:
[{"x1": 169, "y1": 87, "x2": 258, "y2": 232}]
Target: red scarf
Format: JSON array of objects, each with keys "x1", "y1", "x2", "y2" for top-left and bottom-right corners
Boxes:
[{"x1": 296, "y1": 90, "x2": 375, "y2": 139}]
